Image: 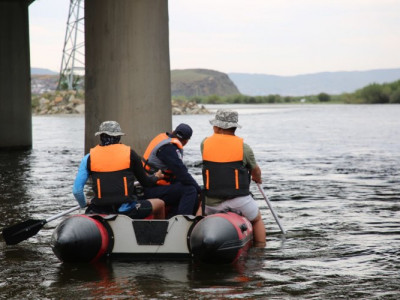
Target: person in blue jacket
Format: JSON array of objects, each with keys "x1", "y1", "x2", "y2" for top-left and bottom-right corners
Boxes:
[
  {"x1": 73, "y1": 121, "x2": 165, "y2": 219},
  {"x1": 142, "y1": 123, "x2": 201, "y2": 216}
]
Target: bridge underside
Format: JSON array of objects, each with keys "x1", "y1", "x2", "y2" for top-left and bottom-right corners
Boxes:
[{"x1": 0, "y1": 0, "x2": 172, "y2": 155}]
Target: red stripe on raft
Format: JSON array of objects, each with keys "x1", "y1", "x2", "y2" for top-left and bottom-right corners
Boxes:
[
  {"x1": 213, "y1": 212, "x2": 253, "y2": 263},
  {"x1": 221, "y1": 212, "x2": 253, "y2": 239},
  {"x1": 79, "y1": 215, "x2": 110, "y2": 263}
]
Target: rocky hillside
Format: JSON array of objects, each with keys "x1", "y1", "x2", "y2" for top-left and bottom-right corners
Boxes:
[{"x1": 171, "y1": 69, "x2": 240, "y2": 97}]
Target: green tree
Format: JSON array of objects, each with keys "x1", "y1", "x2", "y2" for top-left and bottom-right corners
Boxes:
[
  {"x1": 318, "y1": 92, "x2": 330, "y2": 102},
  {"x1": 205, "y1": 94, "x2": 222, "y2": 104},
  {"x1": 389, "y1": 87, "x2": 400, "y2": 103},
  {"x1": 360, "y1": 83, "x2": 390, "y2": 103}
]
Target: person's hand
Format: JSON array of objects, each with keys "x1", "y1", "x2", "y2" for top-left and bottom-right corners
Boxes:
[
  {"x1": 252, "y1": 176, "x2": 262, "y2": 184},
  {"x1": 155, "y1": 170, "x2": 164, "y2": 179},
  {"x1": 251, "y1": 165, "x2": 262, "y2": 184}
]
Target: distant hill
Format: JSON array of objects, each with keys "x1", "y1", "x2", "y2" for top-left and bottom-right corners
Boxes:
[
  {"x1": 229, "y1": 68, "x2": 400, "y2": 96},
  {"x1": 171, "y1": 69, "x2": 240, "y2": 97},
  {"x1": 30, "y1": 67, "x2": 400, "y2": 98},
  {"x1": 30, "y1": 68, "x2": 241, "y2": 98},
  {"x1": 31, "y1": 68, "x2": 58, "y2": 75}
]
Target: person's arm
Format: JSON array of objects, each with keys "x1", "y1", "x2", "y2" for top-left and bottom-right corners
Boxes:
[
  {"x1": 243, "y1": 143, "x2": 262, "y2": 184},
  {"x1": 157, "y1": 144, "x2": 202, "y2": 193},
  {"x1": 250, "y1": 164, "x2": 262, "y2": 183},
  {"x1": 130, "y1": 150, "x2": 158, "y2": 187},
  {"x1": 72, "y1": 154, "x2": 90, "y2": 208}
]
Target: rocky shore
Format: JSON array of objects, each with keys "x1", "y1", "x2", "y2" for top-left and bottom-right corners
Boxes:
[
  {"x1": 171, "y1": 99, "x2": 209, "y2": 115},
  {"x1": 32, "y1": 91, "x2": 209, "y2": 115}
]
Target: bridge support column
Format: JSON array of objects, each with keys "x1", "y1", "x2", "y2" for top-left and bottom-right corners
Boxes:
[
  {"x1": 0, "y1": 0, "x2": 32, "y2": 150},
  {"x1": 85, "y1": 0, "x2": 172, "y2": 154}
]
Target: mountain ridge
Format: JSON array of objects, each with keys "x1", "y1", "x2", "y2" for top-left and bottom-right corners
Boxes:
[
  {"x1": 228, "y1": 68, "x2": 400, "y2": 96},
  {"x1": 30, "y1": 67, "x2": 400, "y2": 97},
  {"x1": 31, "y1": 67, "x2": 58, "y2": 75}
]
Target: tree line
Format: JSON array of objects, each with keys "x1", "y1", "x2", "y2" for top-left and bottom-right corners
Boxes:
[{"x1": 173, "y1": 80, "x2": 400, "y2": 104}]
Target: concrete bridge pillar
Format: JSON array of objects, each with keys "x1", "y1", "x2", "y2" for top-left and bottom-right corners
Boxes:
[
  {"x1": 85, "y1": 0, "x2": 172, "y2": 155},
  {"x1": 0, "y1": 0, "x2": 32, "y2": 150}
]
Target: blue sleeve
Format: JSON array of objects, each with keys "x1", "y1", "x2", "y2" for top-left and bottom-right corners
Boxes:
[
  {"x1": 157, "y1": 144, "x2": 202, "y2": 193},
  {"x1": 72, "y1": 154, "x2": 90, "y2": 208}
]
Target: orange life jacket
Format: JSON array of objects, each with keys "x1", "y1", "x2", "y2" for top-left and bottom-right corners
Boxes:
[
  {"x1": 202, "y1": 134, "x2": 250, "y2": 199},
  {"x1": 89, "y1": 144, "x2": 136, "y2": 206},
  {"x1": 142, "y1": 133, "x2": 183, "y2": 185}
]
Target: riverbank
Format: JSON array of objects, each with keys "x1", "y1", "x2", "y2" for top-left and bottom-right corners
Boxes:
[{"x1": 32, "y1": 91, "x2": 210, "y2": 115}]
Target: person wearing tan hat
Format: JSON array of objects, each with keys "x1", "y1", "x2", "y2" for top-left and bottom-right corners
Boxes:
[
  {"x1": 72, "y1": 121, "x2": 165, "y2": 219},
  {"x1": 201, "y1": 109, "x2": 266, "y2": 246}
]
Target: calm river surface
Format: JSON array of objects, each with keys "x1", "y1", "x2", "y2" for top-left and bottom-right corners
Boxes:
[{"x1": 0, "y1": 104, "x2": 399, "y2": 299}]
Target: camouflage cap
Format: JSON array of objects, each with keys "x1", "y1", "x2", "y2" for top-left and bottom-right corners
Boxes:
[
  {"x1": 209, "y1": 109, "x2": 242, "y2": 129},
  {"x1": 94, "y1": 121, "x2": 126, "y2": 136}
]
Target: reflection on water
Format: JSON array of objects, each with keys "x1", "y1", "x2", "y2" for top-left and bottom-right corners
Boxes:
[
  {"x1": 0, "y1": 151, "x2": 32, "y2": 226},
  {"x1": 49, "y1": 260, "x2": 252, "y2": 299},
  {"x1": 1, "y1": 105, "x2": 400, "y2": 299}
]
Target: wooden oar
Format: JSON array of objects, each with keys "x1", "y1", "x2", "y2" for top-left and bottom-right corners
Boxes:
[
  {"x1": 256, "y1": 183, "x2": 286, "y2": 235},
  {"x1": 2, "y1": 205, "x2": 80, "y2": 245}
]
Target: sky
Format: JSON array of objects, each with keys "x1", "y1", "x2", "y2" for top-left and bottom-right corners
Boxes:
[{"x1": 29, "y1": 0, "x2": 400, "y2": 76}]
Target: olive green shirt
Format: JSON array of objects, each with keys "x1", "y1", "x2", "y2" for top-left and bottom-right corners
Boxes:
[{"x1": 200, "y1": 137, "x2": 257, "y2": 206}]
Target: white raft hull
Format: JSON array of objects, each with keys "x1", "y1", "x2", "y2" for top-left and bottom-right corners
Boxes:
[{"x1": 51, "y1": 212, "x2": 253, "y2": 264}]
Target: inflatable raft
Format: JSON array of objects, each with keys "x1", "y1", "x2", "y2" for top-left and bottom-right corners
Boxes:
[{"x1": 51, "y1": 211, "x2": 253, "y2": 264}]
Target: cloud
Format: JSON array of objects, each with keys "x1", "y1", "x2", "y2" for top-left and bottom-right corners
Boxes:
[
  {"x1": 28, "y1": 0, "x2": 400, "y2": 75},
  {"x1": 169, "y1": 0, "x2": 400, "y2": 74}
]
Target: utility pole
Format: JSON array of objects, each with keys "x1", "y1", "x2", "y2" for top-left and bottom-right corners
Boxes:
[{"x1": 57, "y1": 0, "x2": 85, "y2": 90}]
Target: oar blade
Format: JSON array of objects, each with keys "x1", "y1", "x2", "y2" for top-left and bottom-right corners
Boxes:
[{"x1": 2, "y1": 219, "x2": 46, "y2": 245}]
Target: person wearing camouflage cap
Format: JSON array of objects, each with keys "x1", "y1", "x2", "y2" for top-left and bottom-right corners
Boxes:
[
  {"x1": 200, "y1": 109, "x2": 266, "y2": 246},
  {"x1": 209, "y1": 109, "x2": 242, "y2": 129},
  {"x1": 72, "y1": 121, "x2": 165, "y2": 219},
  {"x1": 94, "y1": 120, "x2": 126, "y2": 136}
]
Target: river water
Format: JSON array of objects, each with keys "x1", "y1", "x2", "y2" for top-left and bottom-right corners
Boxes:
[{"x1": 0, "y1": 104, "x2": 399, "y2": 299}]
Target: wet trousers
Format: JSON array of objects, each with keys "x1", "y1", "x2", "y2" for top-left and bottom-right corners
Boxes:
[{"x1": 144, "y1": 182, "x2": 198, "y2": 217}]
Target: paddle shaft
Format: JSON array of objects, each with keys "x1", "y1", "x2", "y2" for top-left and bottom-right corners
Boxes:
[
  {"x1": 257, "y1": 183, "x2": 286, "y2": 235},
  {"x1": 46, "y1": 205, "x2": 81, "y2": 223}
]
